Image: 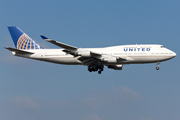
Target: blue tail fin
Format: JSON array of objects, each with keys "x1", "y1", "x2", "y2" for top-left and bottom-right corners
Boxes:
[{"x1": 8, "y1": 26, "x2": 43, "y2": 50}]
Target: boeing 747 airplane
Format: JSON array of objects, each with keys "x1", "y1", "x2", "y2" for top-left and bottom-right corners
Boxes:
[{"x1": 5, "y1": 26, "x2": 176, "y2": 74}]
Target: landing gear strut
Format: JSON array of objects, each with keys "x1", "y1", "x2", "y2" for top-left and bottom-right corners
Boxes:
[
  {"x1": 88, "y1": 64, "x2": 104, "y2": 74},
  {"x1": 156, "y1": 62, "x2": 160, "y2": 70}
]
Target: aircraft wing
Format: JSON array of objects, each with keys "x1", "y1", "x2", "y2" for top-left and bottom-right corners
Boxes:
[
  {"x1": 41, "y1": 35, "x2": 102, "y2": 57},
  {"x1": 40, "y1": 35, "x2": 78, "y2": 50},
  {"x1": 40, "y1": 35, "x2": 127, "y2": 63},
  {"x1": 5, "y1": 47, "x2": 34, "y2": 54}
]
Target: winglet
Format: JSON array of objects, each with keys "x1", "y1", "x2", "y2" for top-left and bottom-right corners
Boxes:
[
  {"x1": 40, "y1": 35, "x2": 48, "y2": 40},
  {"x1": 40, "y1": 35, "x2": 51, "y2": 42}
]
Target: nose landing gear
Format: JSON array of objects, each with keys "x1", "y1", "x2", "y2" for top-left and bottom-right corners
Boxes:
[{"x1": 156, "y1": 62, "x2": 160, "y2": 70}]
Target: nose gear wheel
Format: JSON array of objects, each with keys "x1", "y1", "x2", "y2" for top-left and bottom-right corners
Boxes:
[{"x1": 156, "y1": 62, "x2": 160, "y2": 70}]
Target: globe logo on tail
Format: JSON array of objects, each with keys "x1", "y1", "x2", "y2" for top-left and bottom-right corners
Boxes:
[{"x1": 17, "y1": 33, "x2": 42, "y2": 50}]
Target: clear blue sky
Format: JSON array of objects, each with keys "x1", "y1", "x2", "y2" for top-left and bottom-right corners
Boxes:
[{"x1": 1, "y1": 0, "x2": 180, "y2": 120}]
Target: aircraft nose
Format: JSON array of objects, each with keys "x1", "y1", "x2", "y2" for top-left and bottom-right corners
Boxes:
[{"x1": 172, "y1": 51, "x2": 176, "y2": 57}]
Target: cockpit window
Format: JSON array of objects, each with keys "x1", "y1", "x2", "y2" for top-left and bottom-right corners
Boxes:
[{"x1": 161, "y1": 46, "x2": 165, "y2": 48}]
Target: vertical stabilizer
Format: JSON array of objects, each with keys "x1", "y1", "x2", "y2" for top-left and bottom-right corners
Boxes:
[{"x1": 8, "y1": 26, "x2": 43, "y2": 50}]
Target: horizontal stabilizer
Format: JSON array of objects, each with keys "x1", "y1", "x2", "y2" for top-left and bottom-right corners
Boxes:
[
  {"x1": 40, "y1": 35, "x2": 78, "y2": 50},
  {"x1": 4, "y1": 47, "x2": 34, "y2": 54}
]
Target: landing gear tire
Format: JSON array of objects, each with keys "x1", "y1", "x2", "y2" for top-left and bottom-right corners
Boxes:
[
  {"x1": 156, "y1": 67, "x2": 159, "y2": 70},
  {"x1": 88, "y1": 64, "x2": 104, "y2": 74},
  {"x1": 88, "y1": 69, "x2": 92, "y2": 72}
]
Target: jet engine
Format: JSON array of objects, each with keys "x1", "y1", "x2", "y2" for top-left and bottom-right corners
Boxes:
[
  {"x1": 103, "y1": 57, "x2": 117, "y2": 63},
  {"x1": 108, "y1": 64, "x2": 123, "y2": 70},
  {"x1": 76, "y1": 51, "x2": 91, "y2": 57}
]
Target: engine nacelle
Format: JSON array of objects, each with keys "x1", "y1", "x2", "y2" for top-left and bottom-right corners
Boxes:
[
  {"x1": 108, "y1": 64, "x2": 123, "y2": 70},
  {"x1": 103, "y1": 57, "x2": 117, "y2": 63},
  {"x1": 77, "y1": 51, "x2": 91, "y2": 57}
]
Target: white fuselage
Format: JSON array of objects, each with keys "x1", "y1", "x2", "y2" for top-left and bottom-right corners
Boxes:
[{"x1": 12, "y1": 44, "x2": 176, "y2": 66}]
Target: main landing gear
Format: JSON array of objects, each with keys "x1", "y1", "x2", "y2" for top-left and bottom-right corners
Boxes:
[
  {"x1": 156, "y1": 62, "x2": 160, "y2": 70},
  {"x1": 88, "y1": 65, "x2": 104, "y2": 74}
]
